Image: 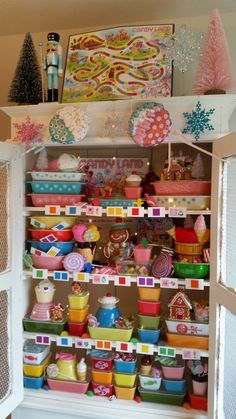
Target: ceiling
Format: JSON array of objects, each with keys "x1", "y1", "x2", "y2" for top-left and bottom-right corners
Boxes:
[{"x1": 1, "y1": 0, "x2": 236, "y2": 36}]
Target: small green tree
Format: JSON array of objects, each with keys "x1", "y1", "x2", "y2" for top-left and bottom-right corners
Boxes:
[{"x1": 8, "y1": 32, "x2": 42, "y2": 104}]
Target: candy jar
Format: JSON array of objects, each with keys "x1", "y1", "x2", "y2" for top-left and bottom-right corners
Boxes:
[
  {"x1": 104, "y1": 222, "x2": 133, "y2": 265},
  {"x1": 77, "y1": 357, "x2": 87, "y2": 381},
  {"x1": 96, "y1": 293, "x2": 121, "y2": 327}
]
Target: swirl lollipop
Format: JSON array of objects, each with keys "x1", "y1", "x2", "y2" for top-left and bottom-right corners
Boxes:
[
  {"x1": 46, "y1": 363, "x2": 59, "y2": 379},
  {"x1": 151, "y1": 253, "x2": 173, "y2": 278},
  {"x1": 63, "y1": 252, "x2": 86, "y2": 272}
]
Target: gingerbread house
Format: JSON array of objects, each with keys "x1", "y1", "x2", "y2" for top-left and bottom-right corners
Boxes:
[{"x1": 168, "y1": 290, "x2": 192, "y2": 320}]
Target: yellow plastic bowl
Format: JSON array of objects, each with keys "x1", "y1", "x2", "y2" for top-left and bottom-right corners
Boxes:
[
  {"x1": 68, "y1": 305, "x2": 89, "y2": 323},
  {"x1": 114, "y1": 384, "x2": 136, "y2": 399},
  {"x1": 138, "y1": 287, "x2": 161, "y2": 302},
  {"x1": 68, "y1": 292, "x2": 90, "y2": 310},
  {"x1": 29, "y1": 216, "x2": 77, "y2": 229},
  {"x1": 175, "y1": 242, "x2": 204, "y2": 256},
  {"x1": 92, "y1": 369, "x2": 113, "y2": 385},
  {"x1": 114, "y1": 372, "x2": 136, "y2": 387},
  {"x1": 23, "y1": 354, "x2": 51, "y2": 377},
  {"x1": 166, "y1": 332, "x2": 209, "y2": 350},
  {"x1": 88, "y1": 326, "x2": 133, "y2": 342}
]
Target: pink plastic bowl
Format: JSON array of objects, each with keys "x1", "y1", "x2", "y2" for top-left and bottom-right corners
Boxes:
[
  {"x1": 161, "y1": 365, "x2": 185, "y2": 380},
  {"x1": 151, "y1": 181, "x2": 211, "y2": 196},
  {"x1": 47, "y1": 378, "x2": 89, "y2": 394},
  {"x1": 29, "y1": 194, "x2": 84, "y2": 207},
  {"x1": 124, "y1": 187, "x2": 143, "y2": 199},
  {"x1": 28, "y1": 229, "x2": 74, "y2": 241},
  {"x1": 31, "y1": 255, "x2": 65, "y2": 270},
  {"x1": 137, "y1": 299, "x2": 161, "y2": 316}
]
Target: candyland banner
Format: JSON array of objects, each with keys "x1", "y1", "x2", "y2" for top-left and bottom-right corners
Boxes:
[{"x1": 81, "y1": 157, "x2": 148, "y2": 191}]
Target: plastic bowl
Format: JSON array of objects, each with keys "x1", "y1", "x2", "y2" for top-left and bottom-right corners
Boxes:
[
  {"x1": 114, "y1": 359, "x2": 137, "y2": 374},
  {"x1": 30, "y1": 171, "x2": 86, "y2": 182},
  {"x1": 67, "y1": 305, "x2": 89, "y2": 323},
  {"x1": 31, "y1": 255, "x2": 64, "y2": 270},
  {"x1": 175, "y1": 242, "x2": 204, "y2": 256},
  {"x1": 27, "y1": 181, "x2": 84, "y2": 194},
  {"x1": 161, "y1": 364, "x2": 185, "y2": 380},
  {"x1": 162, "y1": 378, "x2": 186, "y2": 394},
  {"x1": 173, "y1": 262, "x2": 210, "y2": 278},
  {"x1": 137, "y1": 314, "x2": 161, "y2": 330},
  {"x1": 139, "y1": 374, "x2": 162, "y2": 391},
  {"x1": 137, "y1": 328, "x2": 161, "y2": 344},
  {"x1": 29, "y1": 193, "x2": 84, "y2": 207},
  {"x1": 23, "y1": 354, "x2": 51, "y2": 377},
  {"x1": 67, "y1": 321, "x2": 87, "y2": 337},
  {"x1": 29, "y1": 216, "x2": 77, "y2": 229},
  {"x1": 114, "y1": 371, "x2": 136, "y2": 387},
  {"x1": 91, "y1": 370, "x2": 113, "y2": 385},
  {"x1": 47, "y1": 378, "x2": 89, "y2": 394},
  {"x1": 28, "y1": 229, "x2": 74, "y2": 241},
  {"x1": 114, "y1": 384, "x2": 136, "y2": 399},
  {"x1": 151, "y1": 180, "x2": 211, "y2": 196},
  {"x1": 88, "y1": 326, "x2": 133, "y2": 342},
  {"x1": 28, "y1": 240, "x2": 75, "y2": 255},
  {"x1": 138, "y1": 287, "x2": 161, "y2": 302},
  {"x1": 124, "y1": 187, "x2": 143, "y2": 199},
  {"x1": 68, "y1": 292, "x2": 90, "y2": 310},
  {"x1": 137, "y1": 300, "x2": 161, "y2": 316}
]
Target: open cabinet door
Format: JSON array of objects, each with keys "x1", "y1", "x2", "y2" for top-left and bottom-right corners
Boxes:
[
  {"x1": 0, "y1": 142, "x2": 24, "y2": 418},
  {"x1": 208, "y1": 132, "x2": 236, "y2": 419}
]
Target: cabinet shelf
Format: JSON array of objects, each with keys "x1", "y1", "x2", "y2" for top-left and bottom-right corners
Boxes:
[{"x1": 23, "y1": 331, "x2": 209, "y2": 358}]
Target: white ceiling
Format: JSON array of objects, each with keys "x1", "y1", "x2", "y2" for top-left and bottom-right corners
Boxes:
[{"x1": 1, "y1": 0, "x2": 236, "y2": 36}]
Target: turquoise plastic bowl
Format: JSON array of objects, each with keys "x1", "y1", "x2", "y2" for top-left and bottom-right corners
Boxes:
[
  {"x1": 173, "y1": 262, "x2": 210, "y2": 279},
  {"x1": 27, "y1": 240, "x2": 74, "y2": 255},
  {"x1": 27, "y1": 181, "x2": 84, "y2": 194},
  {"x1": 114, "y1": 358, "x2": 137, "y2": 374},
  {"x1": 137, "y1": 328, "x2": 161, "y2": 344},
  {"x1": 162, "y1": 378, "x2": 186, "y2": 394}
]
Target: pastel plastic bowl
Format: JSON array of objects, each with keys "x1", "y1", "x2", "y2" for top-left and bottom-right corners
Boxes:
[
  {"x1": 28, "y1": 229, "x2": 74, "y2": 241},
  {"x1": 47, "y1": 378, "x2": 89, "y2": 394},
  {"x1": 28, "y1": 216, "x2": 77, "y2": 229},
  {"x1": 114, "y1": 359, "x2": 137, "y2": 374},
  {"x1": 173, "y1": 262, "x2": 210, "y2": 279},
  {"x1": 114, "y1": 384, "x2": 136, "y2": 400},
  {"x1": 138, "y1": 287, "x2": 161, "y2": 302},
  {"x1": 27, "y1": 181, "x2": 84, "y2": 194},
  {"x1": 162, "y1": 378, "x2": 186, "y2": 394},
  {"x1": 124, "y1": 187, "x2": 143, "y2": 199},
  {"x1": 114, "y1": 371, "x2": 136, "y2": 387},
  {"x1": 137, "y1": 300, "x2": 161, "y2": 316},
  {"x1": 91, "y1": 369, "x2": 113, "y2": 385},
  {"x1": 68, "y1": 305, "x2": 89, "y2": 323},
  {"x1": 151, "y1": 180, "x2": 211, "y2": 196},
  {"x1": 139, "y1": 374, "x2": 162, "y2": 391},
  {"x1": 68, "y1": 292, "x2": 90, "y2": 310},
  {"x1": 137, "y1": 314, "x2": 161, "y2": 330},
  {"x1": 23, "y1": 354, "x2": 51, "y2": 377},
  {"x1": 137, "y1": 328, "x2": 161, "y2": 344},
  {"x1": 161, "y1": 365, "x2": 185, "y2": 380},
  {"x1": 88, "y1": 326, "x2": 133, "y2": 342},
  {"x1": 29, "y1": 193, "x2": 84, "y2": 207},
  {"x1": 31, "y1": 255, "x2": 65, "y2": 270},
  {"x1": 28, "y1": 240, "x2": 75, "y2": 255},
  {"x1": 24, "y1": 375, "x2": 44, "y2": 389}
]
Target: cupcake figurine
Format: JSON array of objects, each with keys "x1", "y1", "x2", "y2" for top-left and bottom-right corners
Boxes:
[
  {"x1": 140, "y1": 355, "x2": 152, "y2": 375},
  {"x1": 35, "y1": 279, "x2": 55, "y2": 304}
]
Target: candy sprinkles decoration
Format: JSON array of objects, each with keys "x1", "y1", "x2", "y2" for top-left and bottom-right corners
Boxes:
[
  {"x1": 49, "y1": 106, "x2": 89, "y2": 144},
  {"x1": 129, "y1": 102, "x2": 172, "y2": 147}
]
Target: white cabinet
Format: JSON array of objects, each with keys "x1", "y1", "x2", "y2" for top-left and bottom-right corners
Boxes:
[{"x1": 0, "y1": 97, "x2": 235, "y2": 419}]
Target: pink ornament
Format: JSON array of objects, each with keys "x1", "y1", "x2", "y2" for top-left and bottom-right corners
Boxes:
[
  {"x1": 72, "y1": 224, "x2": 87, "y2": 242},
  {"x1": 63, "y1": 252, "x2": 86, "y2": 272}
]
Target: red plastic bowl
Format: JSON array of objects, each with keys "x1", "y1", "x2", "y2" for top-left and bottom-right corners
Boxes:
[
  {"x1": 91, "y1": 357, "x2": 113, "y2": 371},
  {"x1": 67, "y1": 321, "x2": 87, "y2": 337},
  {"x1": 189, "y1": 393, "x2": 208, "y2": 411},
  {"x1": 28, "y1": 229, "x2": 74, "y2": 241},
  {"x1": 92, "y1": 381, "x2": 114, "y2": 397},
  {"x1": 137, "y1": 299, "x2": 161, "y2": 316}
]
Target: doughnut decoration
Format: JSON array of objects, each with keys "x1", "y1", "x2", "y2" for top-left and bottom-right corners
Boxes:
[
  {"x1": 49, "y1": 106, "x2": 89, "y2": 144},
  {"x1": 151, "y1": 253, "x2": 173, "y2": 278},
  {"x1": 63, "y1": 252, "x2": 86, "y2": 272},
  {"x1": 83, "y1": 225, "x2": 100, "y2": 242},
  {"x1": 129, "y1": 102, "x2": 172, "y2": 147}
]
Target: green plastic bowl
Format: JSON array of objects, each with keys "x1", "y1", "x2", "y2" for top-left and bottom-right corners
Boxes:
[{"x1": 173, "y1": 262, "x2": 210, "y2": 279}]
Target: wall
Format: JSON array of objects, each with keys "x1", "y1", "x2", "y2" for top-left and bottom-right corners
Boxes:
[{"x1": 1, "y1": 10, "x2": 236, "y2": 106}]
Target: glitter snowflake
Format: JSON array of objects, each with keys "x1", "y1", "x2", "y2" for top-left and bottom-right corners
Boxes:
[
  {"x1": 182, "y1": 101, "x2": 215, "y2": 141},
  {"x1": 164, "y1": 25, "x2": 204, "y2": 73},
  {"x1": 12, "y1": 115, "x2": 44, "y2": 149},
  {"x1": 104, "y1": 112, "x2": 127, "y2": 137}
]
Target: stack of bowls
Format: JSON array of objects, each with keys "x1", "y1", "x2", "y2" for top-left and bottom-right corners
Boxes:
[
  {"x1": 67, "y1": 291, "x2": 90, "y2": 336},
  {"x1": 137, "y1": 287, "x2": 161, "y2": 344}
]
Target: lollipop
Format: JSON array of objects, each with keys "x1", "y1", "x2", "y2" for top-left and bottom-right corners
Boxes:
[
  {"x1": 151, "y1": 253, "x2": 173, "y2": 278},
  {"x1": 47, "y1": 363, "x2": 59, "y2": 379},
  {"x1": 63, "y1": 252, "x2": 86, "y2": 272}
]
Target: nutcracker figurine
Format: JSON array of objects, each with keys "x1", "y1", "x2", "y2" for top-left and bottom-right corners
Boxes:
[{"x1": 44, "y1": 32, "x2": 63, "y2": 102}]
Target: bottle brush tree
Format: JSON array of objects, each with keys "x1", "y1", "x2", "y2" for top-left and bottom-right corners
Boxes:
[
  {"x1": 8, "y1": 32, "x2": 43, "y2": 104},
  {"x1": 193, "y1": 8, "x2": 236, "y2": 94}
]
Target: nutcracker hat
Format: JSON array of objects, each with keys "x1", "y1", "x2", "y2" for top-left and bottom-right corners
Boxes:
[{"x1": 47, "y1": 32, "x2": 60, "y2": 43}]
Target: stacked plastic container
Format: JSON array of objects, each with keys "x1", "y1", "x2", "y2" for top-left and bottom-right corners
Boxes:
[
  {"x1": 137, "y1": 286, "x2": 161, "y2": 345},
  {"x1": 113, "y1": 353, "x2": 137, "y2": 400},
  {"x1": 67, "y1": 288, "x2": 90, "y2": 337},
  {"x1": 90, "y1": 351, "x2": 114, "y2": 397},
  {"x1": 23, "y1": 340, "x2": 50, "y2": 389}
]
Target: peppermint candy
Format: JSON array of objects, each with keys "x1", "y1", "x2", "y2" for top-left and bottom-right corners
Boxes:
[{"x1": 63, "y1": 252, "x2": 86, "y2": 272}]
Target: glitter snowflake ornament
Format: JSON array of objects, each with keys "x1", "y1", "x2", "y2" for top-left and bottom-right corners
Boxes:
[
  {"x1": 104, "y1": 112, "x2": 127, "y2": 137},
  {"x1": 164, "y1": 25, "x2": 204, "y2": 73},
  {"x1": 12, "y1": 115, "x2": 44, "y2": 149},
  {"x1": 182, "y1": 101, "x2": 215, "y2": 141}
]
